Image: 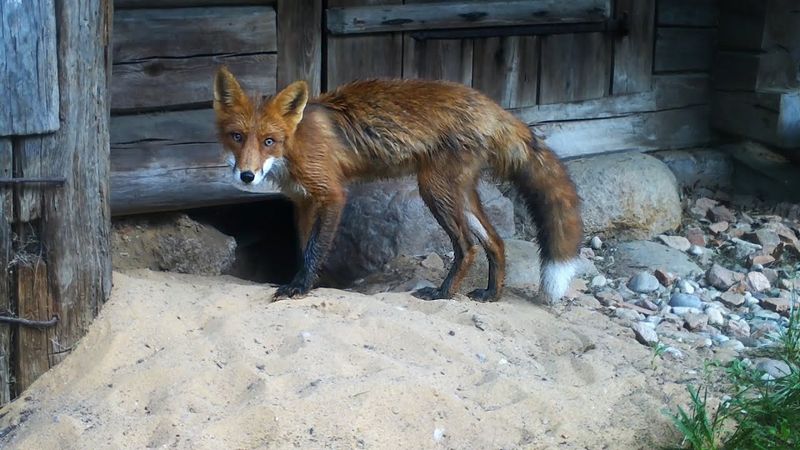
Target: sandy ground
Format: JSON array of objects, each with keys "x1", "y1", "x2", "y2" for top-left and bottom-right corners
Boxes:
[{"x1": 0, "y1": 270, "x2": 691, "y2": 449}]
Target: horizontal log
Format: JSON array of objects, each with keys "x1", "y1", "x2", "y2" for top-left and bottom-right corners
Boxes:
[
  {"x1": 712, "y1": 90, "x2": 800, "y2": 148},
  {"x1": 537, "y1": 106, "x2": 714, "y2": 159},
  {"x1": 111, "y1": 53, "x2": 276, "y2": 112},
  {"x1": 111, "y1": 167, "x2": 280, "y2": 216},
  {"x1": 327, "y1": 0, "x2": 610, "y2": 35},
  {"x1": 114, "y1": 7, "x2": 276, "y2": 62},
  {"x1": 713, "y1": 51, "x2": 799, "y2": 91},
  {"x1": 654, "y1": 28, "x2": 716, "y2": 73},
  {"x1": 115, "y1": 0, "x2": 274, "y2": 8},
  {"x1": 656, "y1": 0, "x2": 718, "y2": 27},
  {"x1": 513, "y1": 74, "x2": 709, "y2": 124}
]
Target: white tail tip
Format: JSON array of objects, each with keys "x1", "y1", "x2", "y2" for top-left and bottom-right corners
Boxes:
[{"x1": 541, "y1": 260, "x2": 577, "y2": 302}]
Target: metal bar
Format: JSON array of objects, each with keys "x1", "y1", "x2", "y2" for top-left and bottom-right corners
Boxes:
[
  {"x1": 0, "y1": 314, "x2": 59, "y2": 329},
  {"x1": 410, "y1": 17, "x2": 627, "y2": 40},
  {"x1": 0, "y1": 177, "x2": 66, "y2": 186}
]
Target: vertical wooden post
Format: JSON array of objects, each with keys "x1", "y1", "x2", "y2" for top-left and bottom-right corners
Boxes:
[
  {"x1": 15, "y1": 262, "x2": 52, "y2": 392},
  {"x1": 612, "y1": 0, "x2": 656, "y2": 94},
  {"x1": 278, "y1": 0, "x2": 323, "y2": 96},
  {"x1": 0, "y1": 138, "x2": 12, "y2": 404}
]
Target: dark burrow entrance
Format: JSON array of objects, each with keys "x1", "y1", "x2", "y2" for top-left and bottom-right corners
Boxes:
[{"x1": 190, "y1": 198, "x2": 302, "y2": 285}]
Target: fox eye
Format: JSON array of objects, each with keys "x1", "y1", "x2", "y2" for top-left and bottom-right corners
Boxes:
[
  {"x1": 264, "y1": 138, "x2": 275, "y2": 147},
  {"x1": 230, "y1": 132, "x2": 243, "y2": 143}
]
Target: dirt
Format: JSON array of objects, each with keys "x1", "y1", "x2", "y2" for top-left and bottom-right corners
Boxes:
[{"x1": 0, "y1": 270, "x2": 703, "y2": 449}]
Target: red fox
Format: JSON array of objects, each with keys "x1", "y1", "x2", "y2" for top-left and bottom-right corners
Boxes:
[{"x1": 212, "y1": 66, "x2": 583, "y2": 303}]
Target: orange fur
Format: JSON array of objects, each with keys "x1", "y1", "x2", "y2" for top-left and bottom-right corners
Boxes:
[{"x1": 212, "y1": 66, "x2": 583, "y2": 302}]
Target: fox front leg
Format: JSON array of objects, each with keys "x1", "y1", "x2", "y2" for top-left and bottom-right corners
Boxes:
[{"x1": 273, "y1": 196, "x2": 344, "y2": 300}]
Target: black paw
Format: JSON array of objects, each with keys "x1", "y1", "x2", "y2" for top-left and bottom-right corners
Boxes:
[
  {"x1": 412, "y1": 286, "x2": 449, "y2": 301},
  {"x1": 467, "y1": 288, "x2": 499, "y2": 303},
  {"x1": 273, "y1": 283, "x2": 309, "y2": 300}
]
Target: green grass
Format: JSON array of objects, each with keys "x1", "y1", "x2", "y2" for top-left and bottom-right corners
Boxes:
[{"x1": 666, "y1": 276, "x2": 800, "y2": 450}]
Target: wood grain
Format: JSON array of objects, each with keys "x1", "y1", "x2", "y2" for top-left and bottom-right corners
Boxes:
[
  {"x1": 277, "y1": 0, "x2": 322, "y2": 95},
  {"x1": 654, "y1": 28, "x2": 716, "y2": 73},
  {"x1": 612, "y1": 0, "x2": 655, "y2": 94},
  {"x1": 472, "y1": 36, "x2": 539, "y2": 108},
  {"x1": 657, "y1": 0, "x2": 718, "y2": 27},
  {"x1": 15, "y1": 262, "x2": 53, "y2": 393},
  {"x1": 0, "y1": 138, "x2": 10, "y2": 404},
  {"x1": 539, "y1": 32, "x2": 612, "y2": 104},
  {"x1": 327, "y1": 0, "x2": 611, "y2": 34},
  {"x1": 0, "y1": 0, "x2": 59, "y2": 136},
  {"x1": 116, "y1": 0, "x2": 275, "y2": 7},
  {"x1": 712, "y1": 90, "x2": 800, "y2": 148}
]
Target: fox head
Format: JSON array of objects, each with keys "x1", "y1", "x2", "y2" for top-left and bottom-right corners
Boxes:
[{"x1": 213, "y1": 66, "x2": 309, "y2": 186}]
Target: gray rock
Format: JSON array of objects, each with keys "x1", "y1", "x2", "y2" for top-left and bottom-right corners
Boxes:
[
  {"x1": 615, "y1": 308, "x2": 644, "y2": 323},
  {"x1": 653, "y1": 149, "x2": 733, "y2": 190},
  {"x1": 420, "y1": 253, "x2": 445, "y2": 271},
  {"x1": 575, "y1": 294, "x2": 602, "y2": 309},
  {"x1": 720, "y1": 339, "x2": 745, "y2": 352},
  {"x1": 590, "y1": 275, "x2": 608, "y2": 289},
  {"x1": 731, "y1": 238, "x2": 762, "y2": 260},
  {"x1": 596, "y1": 290, "x2": 623, "y2": 306},
  {"x1": 726, "y1": 319, "x2": 751, "y2": 339},
  {"x1": 328, "y1": 178, "x2": 514, "y2": 281},
  {"x1": 683, "y1": 313, "x2": 709, "y2": 331},
  {"x1": 465, "y1": 239, "x2": 539, "y2": 291},
  {"x1": 657, "y1": 235, "x2": 691, "y2": 252},
  {"x1": 669, "y1": 293, "x2": 702, "y2": 308},
  {"x1": 706, "y1": 307, "x2": 725, "y2": 327},
  {"x1": 611, "y1": 241, "x2": 701, "y2": 278},
  {"x1": 591, "y1": 236, "x2": 603, "y2": 250},
  {"x1": 627, "y1": 272, "x2": 661, "y2": 293},
  {"x1": 706, "y1": 264, "x2": 744, "y2": 290},
  {"x1": 719, "y1": 291, "x2": 745, "y2": 308},
  {"x1": 754, "y1": 358, "x2": 792, "y2": 380},
  {"x1": 566, "y1": 153, "x2": 681, "y2": 240},
  {"x1": 745, "y1": 271, "x2": 771, "y2": 293},
  {"x1": 631, "y1": 322, "x2": 659, "y2": 346},
  {"x1": 688, "y1": 245, "x2": 704, "y2": 256},
  {"x1": 672, "y1": 306, "x2": 703, "y2": 316},
  {"x1": 677, "y1": 279, "x2": 695, "y2": 294}
]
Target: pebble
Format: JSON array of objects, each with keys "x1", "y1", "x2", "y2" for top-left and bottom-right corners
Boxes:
[
  {"x1": 755, "y1": 358, "x2": 792, "y2": 380},
  {"x1": 726, "y1": 319, "x2": 750, "y2": 339},
  {"x1": 669, "y1": 293, "x2": 702, "y2": 308},
  {"x1": 688, "y1": 245, "x2": 704, "y2": 256},
  {"x1": 707, "y1": 264, "x2": 744, "y2": 290},
  {"x1": 658, "y1": 235, "x2": 691, "y2": 252},
  {"x1": 720, "y1": 339, "x2": 745, "y2": 352},
  {"x1": 762, "y1": 297, "x2": 791, "y2": 315},
  {"x1": 590, "y1": 236, "x2": 603, "y2": 250},
  {"x1": 631, "y1": 322, "x2": 659, "y2": 346},
  {"x1": 596, "y1": 290, "x2": 623, "y2": 306},
  {"x1": 433, "y1": 428, "x2": 445, "y2": 442},
  {"x1": 731, "y1": 238, "x2": 762, "y2": 260},
  {"x1": 421, "y1": 253, "x2": 444, "y2": 271},
  {"x1": 711, "y1": 334, "x2": 730, "y2": 344},
  {"x1": 662, "y1": 347, "x2": 685, "y2": 360},
  {"x1": 686, "y1": 227, "x2": 706, "y2": 247},
  {"x1": 745, "y1": 272, "x2": 771, "y2": 292},
  {"x1": 627, "y1": 272, "x2": 661, "y2": 293},
  {"x1": 719, "y1": 291, "x2": 744, "y2": 308},
  {"x1": 672, "y1": 306, "x2": 703, "y2": 316},
  {"x1": 683, "y1": 313, "x2": 709, "y2": 331},
  {"x1": 590, "y1": 275, "x2": 608, "y2": 289},
  {"x1": 575, "y1": 294, "x2": 602, "y2": 309},
  {"x1": 709, "y1": 221, "x2": 729, "y2": 234},
  {"x1": 654, "y1": 269, "x2": 675, "y2": 287},
  {"x1": 615, "y1": 308, "x2": 644, "y2": 322},
  {"x1": 677, "y1": 279, "x2": 695, "y2": 294},
  {"x1": 706, "y1": 307, "x2": 725, "y2": 326}
]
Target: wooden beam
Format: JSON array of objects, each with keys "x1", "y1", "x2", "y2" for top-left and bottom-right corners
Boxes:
[
  {"x1": 111, "y1": 53, "x2": 277, "y2": 112},
  {"x1": 713, "y1": 51, "x2": 799, "y2": 92},
  {"x1": 115, "y1": 0, "x2": 275, "y2": 8},
  {"x1": 326, "y1": 0, "x2": 611, "y2": 34},
  {"x1": 657, "y1": 0, "x2": 718, "y2": 27},
  {"x1": 277, "y1": 0, "x2": 322, "y2": 95},
  {"x1": 536, "y1": 106, "x2": 713, "y2": 159},
  {"x1": 539, "y1": 32, "x2": 611, "y2": 104},
  {"x1": 114, "y1": 7, "x2": 277, "y2": 61},
  {"x1": 0, "y1": 0, "x2": 59, "y2": 136},
  {"x1": 472, "y1": 36, "x2": 539, "y2": 108},
  {"x1": 0, "y1": 139, "x2": 10, "y2": 405},
  {"x1": 612, "y1": 0, "x2": 655, "y2": 94},
  {"x1": 14, "y1": 261, "x2": 53, "y2": 394},
  {"x1": 654, "y1": 28, "x2": 716, "y2": 73},
  {"x1": 712, "y1": 90, "x2": 800, "y2": 149}
]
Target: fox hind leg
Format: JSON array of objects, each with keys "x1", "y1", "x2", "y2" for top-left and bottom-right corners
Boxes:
[
  {"x1": 413, "y1": 168, "x2": 477, "y2": 301},
  {"x1": 465, "y1": 187, "x2": 505, "y2": 302}
]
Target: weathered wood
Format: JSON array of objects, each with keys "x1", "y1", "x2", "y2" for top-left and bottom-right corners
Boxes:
[
  {"x1": 115, "y1": 0, "x2": 275, "y2": 9},
  {"x1": 30, "y1": 0, "x2": 112, "y2": 370},
  {"x1": 713, "y1": 51, "x2": 799, "y2": 91},
  {"x1": 326, "y1": 0, "x2": 403, "y2": 90},
  {"x1": 515, "y1": 73, "x2": 709, "y2": 124},
  {"x1": 15, "y1": 261, "x2": 53, "y2": 394},
  {"x1": 657, "y1": 0, "x2": 718, "y2": 27},
  {"x1": 327, "y1": 0, "x2": 611, "y2": 34},
  {"x1": 612, "y1": 0, "x2": 655, "y2": 94},
  {"x1": 111, "y1": 168, "x2": 278, "y2": 216},
  {"x1": 0, "y1": 0, "x2": 59, "y2": 136},
  {"x1": 654, "y1": 28, "x2": 716, "y2": 73},
  {"x1": 13, "y1": 139, "x2": 47, "y2": 224},
  {"x1": 537, "y1": 105, "x2": 713, "y2": 159},
  {"x1": 114, "y1": 7, "x2": 277, "y2": 62},
  {"x1": 278, "y1": 0, "x2": 322, "y2": 95},
  {"x1": 111, "y1": 53, "x2": 277, "y2": 112},
  {"x1": 0, "y1": 139, "x2": 10, "y2": 405},
  {"x1": 403, "y1": 34, "x2": 473, "y2": 83},
  {"x1": 472, "y1": 36, "x2": 538, "y2": 108},
  {"x1": 717, "y1": 9, "x2": 766, "y2": 51},
  {"x1": 712, "y1": 90, "x2": 800, "y2": 149},
  {"x1": 539, "y1": 32, "x2": 611, "y2": 104}
]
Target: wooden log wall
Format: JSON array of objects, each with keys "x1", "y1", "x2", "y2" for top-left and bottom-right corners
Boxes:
[
  {"x1": 0, "y1": 0, "x2": 113, "y2": 405},
  {"x1": 711, "y1": 0, "x2": 800, "y2": 150}
]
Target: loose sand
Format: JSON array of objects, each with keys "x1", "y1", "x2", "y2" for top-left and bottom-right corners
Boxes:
[{"x1": 0, "y1": 270, "x2": 692, "y2": 449}]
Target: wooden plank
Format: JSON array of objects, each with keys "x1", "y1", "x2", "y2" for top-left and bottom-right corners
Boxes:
[
  {"x1": 14, "y1": 139, "x2": 45, "y2": 223},
  {"x1": 536, "y1": 105, "x2": 713, "y2": 159},
  {"x1": 326, "y1": 0, "x2": 403, "y2": 90},
  {"x1": 14, "y1": 261, "x2": 53, "y2": 394},
  {"x1": 657, "y1": 0, "x2": 718, "y2": 27},
  {"x1": 277, "y1": 0, "x2": 322, "y2": 95},
  {"x1": 0, "y1": 139, "x2": 10, "y2": 405},
  {"x1": 717, "y1": 9, "x2": 766, "y2": 51},
  {"x1": 472, "y1": 36, "x2": 539, "y2": 108},
  {"x1": 327, "y1": 0, "x2": 611, "y2": 34},
  {"x1": 539, "y1": 32, "x2": 611, "y2": 104},
  {"x1": 713, "y1": 51, "x2": 799, "y2": 91},
  {"x1": 403, "y1": 33, "x2": 473, "y2": 84},
  {"x1": 712, "y1": 90, "x2": 800, "y2": 148},
  {"x1": 612, "y1": 0, "x2": 655, "y2": 94},
  {"x1": 33, "y1": 0, "x2": 112, "y2": 370},
  {"x1": 514, "y1": 73, "x2": 709, "y2": 124},
  {"x1": 654, "y1": 28, "x2": 716, "y2": 73},
  {"x1": 111, "y1": 53, "x2": 277, "y2": 112},
  {"x1": 114, "y1": 7, "x2": 277, "y2": 62},
  {"x1": 116, "y1": 0, "x2": 274, "y2": 8},
  {"x1": 0, "y1": 0, "x2": 59, "y2": 136},
  {"x1": 111, "y1": 168, "x2": 279, "y2": 216},
  {"x1": 110, "y1": 109, "x2": 222, "y2": 172}
]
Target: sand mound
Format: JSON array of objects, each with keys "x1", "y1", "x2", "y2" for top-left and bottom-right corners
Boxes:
[{"x1": 0, "y1": 271, "x2": 686, "y2": 449}]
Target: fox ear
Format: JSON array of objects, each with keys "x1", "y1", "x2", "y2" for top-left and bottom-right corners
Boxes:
[
  {"x1": 213, "y1": 66, "x2": 246, "y2": 109},
  {"x1": 274, "y1": 80, "x2": 309, "y2": 127}
]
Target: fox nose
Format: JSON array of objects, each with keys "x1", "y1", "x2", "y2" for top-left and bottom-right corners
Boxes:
[{"x1": 240, "y1": 171, "x2": 255, "y2": 184}]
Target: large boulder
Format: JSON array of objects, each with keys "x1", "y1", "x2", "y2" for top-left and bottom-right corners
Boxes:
[
  {"x1": 325, "y1": 177, "x2": 514, "y2": 282},
  {"x1": 112, "y1": 214, "x2": 237, "y2": 276},
  {"x1": 609, "y1": 241, "x2": 701, "y2": 279},
  {"x1": 566, "y1": 152, "x2": 682, "y2": 240},
  {"x1": 653, "y1": 148, "x2": 733, "y2": 190}
]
